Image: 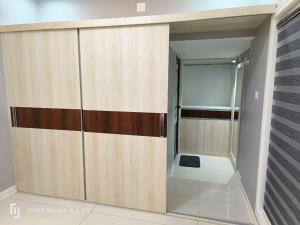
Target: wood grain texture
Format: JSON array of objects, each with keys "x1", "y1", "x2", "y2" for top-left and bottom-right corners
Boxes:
[
  {"x1": 11, "y1": 107, "x2": 81, "y2": 131},
  {"x1": 171, "y1": 15, "x2": 268, "y2": 34},
  {"x1": 11, "y1": 128, "x2": 85, "y2": 200},
  {"x1": 181, "y1": 109, "x2": 239, "y2": 120},
  {"x1": 1, "y1": 30, "x2": 81, "y2": 109},
  {"x1": 180, "y1": 119, "x2": 231, "y2": 156},
  {"x1": 85, "y1": 133, "x2": 167, "y2": 213},
  {"x1": 0, "y1": 5, "x2": 276, "y2": 33},
  {"x1": 83, "y1": 110, "x2": 167, "y2": 137},
  {"x1": 232, "y1": 121, "x2": 240, "y2": 161},
  {"x1": 179, "y1": 119, "x2": 205, "y2": 154},
  {"x1": 80, "y1": 24, "x2": 169, "y2": 113},
  {"x1": 204, "y1": 120, "x2": 231, "y2": 156}
]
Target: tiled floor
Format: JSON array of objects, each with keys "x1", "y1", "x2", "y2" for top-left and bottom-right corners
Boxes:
[
  {"x1": 167, "y1": 154, "x2": 254, "y2": 224},
  {"x1": 0, "y1": 192, "x2": 228, "y2": 225}
]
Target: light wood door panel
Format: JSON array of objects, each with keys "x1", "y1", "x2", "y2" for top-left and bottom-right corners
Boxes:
[
  {"x1": 80, "y1": 24, "x2": 169, "y2": 212},
  {"x1": 85, "y1": 133, "x2": 167, "y2": 213},
  {"x1": 79, "y1": 24, "x2": 169, "y2": 113},
  {"x1": 180, "y1": 119, "x2": 205, "y2": 154},
  {"x1": 204, "y1": 120, "x2": 231, "y2": 156},
  {"x1": 0, "y1": 29, "x2": 80, "y2": 108},
  {"x1": 180, "y1": 119, "x2": 231, "y2": 156},
  {"x1": 1, "y1": 30, "x2": 84, "y2": 200},
  {"x1": 11, "y1": 128, "x2": 85, "y2": 200}
]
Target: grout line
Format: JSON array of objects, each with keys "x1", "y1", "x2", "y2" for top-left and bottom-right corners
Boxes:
[
  {"x1": 9, "y1": 196, "x2": 93, "y2": 210},
  {"x1": 91, "y1": 210, "x2": 167, "y2": 225},
  {"x1": 10, "y1": 193, "x2": 95, "y2": 210},
  {"x1": 79, "y1": 204, "x2": 97, "y2": 225}
]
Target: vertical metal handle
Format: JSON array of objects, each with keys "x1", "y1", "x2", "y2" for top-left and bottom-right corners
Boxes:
[{"x1": 10, "y1": 107, "x2": 18, "y2": 127}]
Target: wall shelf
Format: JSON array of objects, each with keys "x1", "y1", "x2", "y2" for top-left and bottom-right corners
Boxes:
[{"x1": 181, "y1": 105, "x2": 239, "y2": 111}]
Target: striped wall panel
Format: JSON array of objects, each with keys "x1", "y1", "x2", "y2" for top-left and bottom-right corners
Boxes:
[{"x1": 263, "y1": 8, "x2": 300, "y2": 225}]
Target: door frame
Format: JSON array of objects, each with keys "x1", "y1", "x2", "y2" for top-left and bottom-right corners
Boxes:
[{"x1": 174, "y1": 57, "x2": 181, "y2": 157}]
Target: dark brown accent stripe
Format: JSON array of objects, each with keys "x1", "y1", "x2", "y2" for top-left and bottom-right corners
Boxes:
[
  {"x1": 181, "y1": 109, "x2": 239, "y2": 120},
  {"x1": 83, "y1": 110, "x2": 167, "y2": 137},
  {"x1": 10, "y1": 107, "x2": 81, "y2": 131}
]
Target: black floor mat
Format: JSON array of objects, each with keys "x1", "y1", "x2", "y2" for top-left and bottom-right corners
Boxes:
[{"x1": 179, "y1": 155, "x2": 200, "y2": 168}]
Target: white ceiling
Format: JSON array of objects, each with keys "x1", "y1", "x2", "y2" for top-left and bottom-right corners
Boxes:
[{"x1": 170, "y1": 37, "x2": 253, "y2": 60}]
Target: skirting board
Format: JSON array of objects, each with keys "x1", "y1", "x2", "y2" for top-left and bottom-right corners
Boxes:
[
  {"x1": 0, "y1": 185, "x2": 17, "y2": 201},
  {"x1": 255, "y1": 208, "x2": 271, "y2": 225}
]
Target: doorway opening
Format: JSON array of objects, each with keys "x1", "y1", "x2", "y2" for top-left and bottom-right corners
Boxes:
[{"x1": 167, "y1": 34, "x2": 257, "y2": 224}]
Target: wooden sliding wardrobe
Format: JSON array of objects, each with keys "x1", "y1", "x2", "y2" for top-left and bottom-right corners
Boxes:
[
  {"x1": 0, "y1": 29, "x2": 85, "y2": 200},
  {"x1": 1, "y1": 24, "x2": 169, "y2": 212},
  {"x1": 80, "y1": 24, "x2": 169, "y2": 212}
]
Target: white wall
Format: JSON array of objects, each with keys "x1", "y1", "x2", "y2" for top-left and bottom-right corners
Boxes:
[
  {"x1": 182, "y1": 64, "x2": 234, "y2": 107},
  {"x1": 0, "y1": 0, "x2": 39, "y2": 192},
  {"x1": 238, "y1": 17, "x2": 271, "y2": 209},
  {"x1": 0, "y1": 0, "x2": 279, "y2": 25},
  {"x1": 37, "y1": 0, "x2": 278, "y2": 23},
  {"x1": 0, "y1": 0, "x2": 38, "y2": 25},
  {"x1": 0, "y1": 49, "x2": 14, "y2": 192},
  {"x1": 0, "y1": 0, "x2": 278, "y2": 25}
]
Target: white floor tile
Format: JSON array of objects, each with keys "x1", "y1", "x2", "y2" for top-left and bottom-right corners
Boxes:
[
  {"x1": 229, "y1": 203, "x2": 253, "y2": 224},
  {"x1": 93, "y1": 204, "x2": 198, "y2": 225},
  {"x1": 81, "y1": 213, "x2": 158, "y2": 225},
  {"x1": 168, "y1": 154, "x2": 253, "y2": 224},
  {"x1": 10, "y1": 192, "x2": 95, "y2": 211},
  {"x1": 198, "y1": 190, "x2": 229, "y2": 203},
  {"x1": 198, "y1": 222, "x2": 225, "y2": 225},
  {"x1": 198, "y1": 182, "x2": 231, "y2": 193},
  {"x1": 198, "y1": 184, "x2": 243, "y2": 204},
  {"x1": 168, "y1": 177, "x2": 199, "y2": 196},
  {"x1": 198, "y1": 199, "x2": 229, "y2": 220},
  {"x1": 0, "y1": 192, "x2": 240, "y2": 225},
  {"x1": 167, "y1": 194, "x2": 198, "y2": 216},
  {"x1": 228, "y1": 187, "x2": 244, "y2": 204},
  {"x1": 0, "y1": 197, "x2": 90, "y2": 225}
]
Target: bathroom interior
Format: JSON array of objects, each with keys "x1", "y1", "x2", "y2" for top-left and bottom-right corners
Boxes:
[{"x1": 166, "y1": 16, "x2": 271, "y2": 225}]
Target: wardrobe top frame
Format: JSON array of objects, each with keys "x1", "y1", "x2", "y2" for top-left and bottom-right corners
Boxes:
[{"x1": 0, "y1": 4, "x2": 276, "y2": 33}]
